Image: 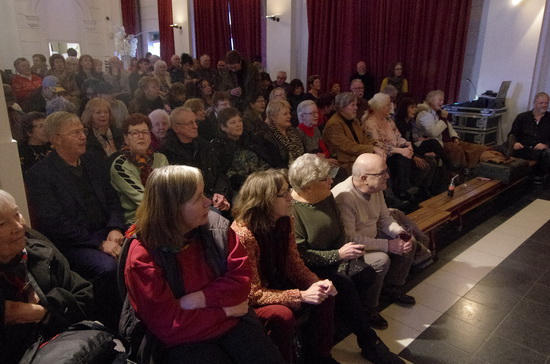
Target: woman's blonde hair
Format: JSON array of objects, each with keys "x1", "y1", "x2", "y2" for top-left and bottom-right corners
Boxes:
[
  {"x1": 44, "y1": 111, "x2": 81, "y2": 139},
  {"x1": 232, "y1": 169, "x2": 289, "y2": 234},
  {"x1": 266, "y1": 99, "x2": 291, "y2": 124},
  {"x1": 183, "y1": 98, "x2": 206, "y2": 113},
  {"x1": 135, "y1": 165, "x2": 203, "y2": 250},
  {"x1": 288, "y1": 154, "x2": 330, "y2": 191},
  {"x1": 368, "y1": 93, "x2": 391, "y2": 112},
  {"x1": 80, "y1": 98, "x2": 115, "y2": 129}
]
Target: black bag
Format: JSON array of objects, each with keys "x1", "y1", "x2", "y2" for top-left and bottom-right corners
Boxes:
[
  {"x1": 473, "y1": 158, "x2": 530, "y2": 184},
  {"x1": 19, "y1": 321, "x2": 127, "y2": 364}
]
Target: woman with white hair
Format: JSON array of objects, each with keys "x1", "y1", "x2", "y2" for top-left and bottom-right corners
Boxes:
[
  {"x1": 153, "y1": 60, "x2": 172, "y2": 97},
  {"x1": 363, "y1": 93, "x2": 415, "y2": 201}
]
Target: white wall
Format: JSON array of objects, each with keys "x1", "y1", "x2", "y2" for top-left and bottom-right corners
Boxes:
[
  {"x1": 172, "y1": 0, "x2": 193, "y2": 56},
  {"x1": 474, "y1": 0, "x2": 545, "y2": 142}
]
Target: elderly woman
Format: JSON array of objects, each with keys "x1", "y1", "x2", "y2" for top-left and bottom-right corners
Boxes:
[
  {"x1": 322, "y1": 92, "x2": 379, "y2": 176},
  {"x1": 231, "y1": 170, "x2": 338, "y2": 364},
  {"x1": 258, "y1": 99, "x2": 306, "y2": 168},
  {"x1": 0, "y1": 189, "x2": 93, "y2": 363},
  {"x1": 129, "y1": 76, "x2": 167, "y2": 115},
  {"x1": 110, "y1": 114, "x2": 168, "y2": 224},
  {"x1": 75, "y1": 54, "x2": 104, "y2": 92},
  {"x1": 17, "y1": 112, "x2": 52, "y2": 174},
  {"x1": 416, "y1": 90, "x2": 488, "y2": 170},
  {"x1": 81, "y1": 97, "x2": 124, "y2": 160},
  {"x1": 380, "y1": 62, "x2": 408, "y2": 93},
  {"x1": 211, "y1": 108, "x2": 270, "y2": 194},
  {"x1": 289, "y1": 154, "x2": 405, "y2": 364},
  {"x1": 269, "y1": 87, "x2": 287, "y2": 102},
  {"x1": 152, "y1": 60, "x2": 172, "y2": 97},
  {"x1": 124, "y1": 166, "x2": 283, "y2": 363},
  {"x1": 242, "y1": 92, "x2": 267, "y2": 133},
  {"x1": 363, "y1": 93, "x2": 415, "y2": 200},
  {"x1": 11, "y1": 57, "x2": 43, "y2": 105},
  {"x1": 295, "y1": 100, "x2": 337, "y2": 164}
]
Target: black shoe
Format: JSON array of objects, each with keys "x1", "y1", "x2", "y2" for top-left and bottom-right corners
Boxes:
[
  {"x1": 381, "y1": 287, "x2": 416, "y2": 306},
  {"x1": 534, "y1": 176, "x2": 544, "y2": 184},
  {"x1": 361, "y1": 340, "x2": 405, "y2": 364},
  {"x1": 367, "y1": 311, "x2": 389, "y2": 330}
]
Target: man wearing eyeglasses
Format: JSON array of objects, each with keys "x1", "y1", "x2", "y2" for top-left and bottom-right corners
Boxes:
[
  {"x1": 332, "y1": 153, "x2": 416, "y2": 330},
  {"x1": 25, "y1": 111, "x2": 126, "y2": 329}
]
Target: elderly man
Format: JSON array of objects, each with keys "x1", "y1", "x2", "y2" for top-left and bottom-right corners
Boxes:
[
  {"x1": 221, "y1": 50, "x2": 261, "y2": 112},
  {"x1": 196, "y1": 54, "x2": 221, "y2": 89},
  {"x1": 0, "y1": 189, "x2": 93, "y2": 363},
  {"x1": 273, "y1": 71, "x2": 290, "y2": 94},
  {"x1": 159, "y1": 107, "x2": 231, "y2": 211},
  {"x1": 350, "y1": 79, "x2": 370, "y2": 121},
  {"x1": 508, "y1": 91, "x2": 550, "y2": 184},
  {"x1": 25, "y1": 111, "x2": 126, "y2": 328},
  {"x1": 11, "y1": 57, "x2": 43, "y2": 105},
  {"x1": 332, "y1": 153, "x2": 416, "y2": 330},
  {"x1": 349, "y1": 61, "x2": 376, "y2": 100}
]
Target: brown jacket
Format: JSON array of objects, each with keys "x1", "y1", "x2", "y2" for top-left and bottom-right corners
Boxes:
[{"x1": 322, "y1": 112, "x2": 374, "y2": 175}]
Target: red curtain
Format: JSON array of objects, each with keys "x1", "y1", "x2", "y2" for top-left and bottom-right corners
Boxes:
[
  {"x1": 121, "y1": 0, "x2": 139, "y2": 36},
  {"x1": 307, "y1": 0, "x2": 472, "y2": 103},
  {"x1": 193, "y1": 0, "x2": 231, "y2": 62},
  {"x1": 306, "y1": 0, "x2": 362, "y2": 94},
  {"x1": 158, "y1": 0, "x2": 175, "y2": 62},
  {"x1": 228, "y1": 0, "x2": 261, "y2": 61}
]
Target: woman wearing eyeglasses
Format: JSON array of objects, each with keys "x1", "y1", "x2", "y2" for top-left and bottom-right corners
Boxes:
[
  {"x1": 110, "y1": 113, "x2": 168, "y2": 224},
  {"x1": 380, "y1": 62, "x2": 408, "y2": 94},
  {"x1": 80, "y1": 97, "x2": 124, "y2": 160}
]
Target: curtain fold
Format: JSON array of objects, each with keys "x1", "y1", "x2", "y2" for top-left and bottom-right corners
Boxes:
[
  {"x1": 193, "y1": 0, "x2": 231, "y2": 62},
  {"x1": 228, "y1": 0, "x2": 261, "y2": 61},
  {"x1": 307, "y1": 0, "x2": 472, "y2": 103},
  {"x1": 158, "y1": 0, "x2": 175, "y2": 62},
  {"x1": 121, "y1": 0, "x2": 139, "y2": 36}
]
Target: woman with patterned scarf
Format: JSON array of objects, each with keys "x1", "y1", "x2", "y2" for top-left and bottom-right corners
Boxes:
[
  {"x1": 257, "y1": 99, "x2": 306, "y2": 168},
  {"x1": 110, "y1": 113, "x2": 168, "y2": 224},
  {"x1": 80, "y1": 97, "x2": 124, "y2": 161}
]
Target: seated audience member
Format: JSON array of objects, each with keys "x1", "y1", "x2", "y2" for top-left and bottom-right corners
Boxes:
[
  {"x1": 31, "y1": 53, "x2": 48, "y2": 77},
  {"x1": 350, "y1": 61, "x2": 375, "y2": 100},
  {"x1": 47, "y1": 54, "x2": 80, "y2": 106},
  {"x1": 81, "y1": 98, "x2": 124, "y2": 160},
  {"x1": 93, "y1": 58, "x2": 104, "y2": 76},
  {"x1": 393, "y1": 98, "x2": 439, "y2": 197},
  {"x1": 159, "y1": 107, "x2": 231, "y2": 211},
  {"x1": 305, "y1": 75, "x2": 322, "y2": 102},
  {"x1": 322, "y1": 92, "x2": 378, "y2": 175},
  {"x1": 380, "y1": 62, "x2": 409, "y2": 94},
  {"x1": 289, "y1": 155, "x2": 405, "y2": 363},
  {"x1": 350, "y1": 79, "x2": 370, "y2": 121},
  {"x1": 329, "y1": 81, "x2": 341, "y2": 97},
  {"x1": 103, "y1": 56, "x2": 130, "y2": 97},
  {"x1": 148, "y1": 109, "x2": 171, "y2": 150},
  {"x1": 260, "y1": 72, "x2": 274, "y2": 99},
  {"x1": 363, "y1": 93, "x2": 415, "y2": 201},
  {"x1": 129, "y1": 76, "x2": 167, "y2": 115},
  {"x1": 316, "y1": 93, "x2": 335, "y2": 130},
  {"x1": 179, "y1": 53, "x2": 199, "y2": 94},
  {"x1": 75, "y1": 55, "x2": 104, "y2": 92},
  {"x1": 0, "y1": 189, "x2": 93, "y2": 364},
  {"x1": 231, "y1": 170, "x2": 338, "y2": 364},
  {"x1": 288, "y1": 78, "x2": 307, "y2": 113},
  {"x1": 198, "y1": 91, "x2": 231, "y2": 141},
  {"x1": 242, "y1": 92, "x2": 267, "y2": 133},
  {"x1": 273, "y1": 71, "x2": 290, "y2": 94},
  {"x1": 25, "y1": 111, "x2": 126, "y2": 328},
  {"x1": 332, "y1": 153, "x2": 416, "y2": 330},
  {"x1": 45, "y1": 94, "x2": 76, "y2": 115},
  {"x1": 258, "y1": 99, "x2": 306, "y2": 168},
  {"x1": 18, "y1": 112, "x2": 52, "y2": 174},
  {"x1": 416, "y1": 90, "x2": 488, "y2": 170},
  {"x1": 4, "y1": 85, "x2": 25, "y2": 142},
  {"x1": 195, "y1": 54, "x2": 221, "y2": 89},
  {"x1": 269, "y1": 87, "x2": 287, "y2": 102},
  {"x1": 295, "y1": 100, "x2": 338, "y2": 166},
  {"x1": 124, "y1": 166, "x2": 284, "y2": 364},
  {"x1": 65, "y1": 56, "x2": 80, "y2": 74},
  {"x1": 220, "y1": 50, "x2": 261, "y2": 112},
  {"x1": 168, "y1": 54, "x2": 181, "y2": 79},
  {"x1": 110, "y1": 114, "x2": 168, "y2": 224},
  {"x1": 152, "y1": 60, "x2": 172, "y2": 97},
  {"x1": 11, "y1": 57, "x2": 43, "y2": 105},
  {"x1": 165, "y1": 81, "x2": 187, "y2": 111},
  {"x1": 508, "y1": 91, "x2": 550, "y2": 184},
  {"x1": 196, "y1": 78, "x2": 215, "y2": 109},
  {"x1": 211, "y1": 108, "x2": 270, "y2": 194},
  {"x1": 23, "y1": 75, "x2": 66, "y2": 113},
  {"x1": 128, "y1": 58, "x2": 151, "y2": 96},
  {"x1": 97, "y1": 81, "x2": 129, "y2": 129}
]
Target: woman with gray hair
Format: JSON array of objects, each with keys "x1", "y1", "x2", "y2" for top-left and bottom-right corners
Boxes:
[
  {"x1": 363, "y1": 93, "x2": 415, "y2": 201},
  {"x1": 289, "y1": 154, "x2": 405, "y2": 364},
  {"x1": 257, "y1": 99, "x2": 305, "y2": 168},
  {"x1": 322, "y1": 92, "x2": 380, "y2": 176}
]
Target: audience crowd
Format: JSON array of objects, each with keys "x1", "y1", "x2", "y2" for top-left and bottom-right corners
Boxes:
[{"x1": 3, "y1": 48, "x2": 548, "y2": 364}]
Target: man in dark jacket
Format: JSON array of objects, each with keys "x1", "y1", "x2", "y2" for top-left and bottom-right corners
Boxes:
[
  {"x1": 220, "y1": 50, "x2": 261, "y2": 112},
  {"x1": 160, "y1": 107, "x2": 231, "y2": 211}
]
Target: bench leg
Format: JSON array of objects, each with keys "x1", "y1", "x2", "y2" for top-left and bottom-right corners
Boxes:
[{"x1": 428, "y1": 231, "x2": 437, "y2": 257}]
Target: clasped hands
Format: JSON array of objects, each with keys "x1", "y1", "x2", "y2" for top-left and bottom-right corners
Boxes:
[
  {"x1": 179, "y1": 290, "x2": 249, "y2": 318},
  {"x1": 99, "y1": 229, "x2": 124, "y2": 259}
]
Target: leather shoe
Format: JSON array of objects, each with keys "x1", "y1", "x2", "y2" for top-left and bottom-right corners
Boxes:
[
  {"x1": 381, "y1": 287, "x2": 416, "y2": 306},
  {"x1": 361, "y1": 340, "x2": 405, "y2": 364},
  {"x1": 367, "y1": 310, "x2": 388, "y2": 330}
]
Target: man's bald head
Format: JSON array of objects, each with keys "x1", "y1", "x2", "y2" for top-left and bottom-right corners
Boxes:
[{"x1": 352, "y1": 153, "x2": 384, "y2": 177}]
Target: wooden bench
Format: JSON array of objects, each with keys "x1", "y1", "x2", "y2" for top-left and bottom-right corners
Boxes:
[{"x1": 406, "y1": 207, "x2": 451, "y2": 254}]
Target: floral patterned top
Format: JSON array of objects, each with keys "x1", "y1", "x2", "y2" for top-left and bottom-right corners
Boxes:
[
  {"x1": 363, "y1": 117, "x2": 407, "y2": 156},
  {"x1": 231, "y1": 217, "x2": 319, "y2": 310}
]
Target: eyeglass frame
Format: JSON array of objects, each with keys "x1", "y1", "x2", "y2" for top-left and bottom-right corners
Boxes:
[
  {"x1": 54, "y1": 127, "x2": 88, "y2": 138},
  {"x1": 362, "y1": 169, "x2": 389, "y2": 178},
  {"x1": 126, "y1": 130, "x2": 152, "y2": 138}
]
